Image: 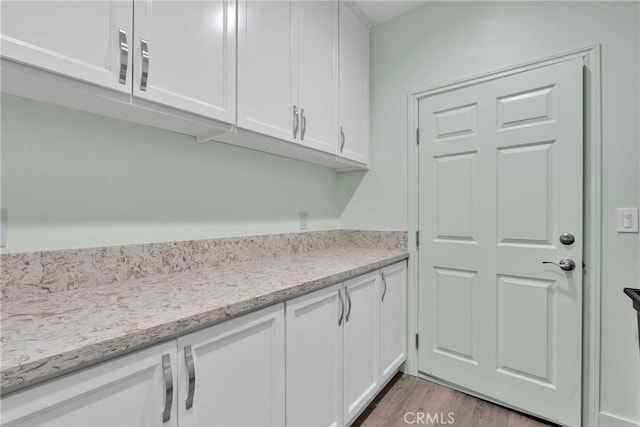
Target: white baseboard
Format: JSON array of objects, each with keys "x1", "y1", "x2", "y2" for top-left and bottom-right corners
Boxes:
[{"x1": 600, "y1": 412, "x2": 640, "y2": 427}]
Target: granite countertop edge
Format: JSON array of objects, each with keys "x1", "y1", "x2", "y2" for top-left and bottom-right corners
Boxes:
[{"x1": 1, "y1": 250, "x2": 409, "y2": 394}]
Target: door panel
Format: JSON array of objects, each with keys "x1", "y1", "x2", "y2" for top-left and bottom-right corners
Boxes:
[
  {"x1": 343, "y1": 272, "x2": 379, "y2": 425},
  {"x1": 2, "y1": 341, "x2": 177, "y2": 427},
  {"x1": 237, "y1": 0, "x2": 297, "y2": 142},
  {"x1": 286, "y1": 284, "x2": 343, "y2": 427},
  {"x1": 0, "y1": 1, "x2": 132, "y2": 93},
  {"x1": 380, "y1": 262, "x2": 407, "y2": 383},
  {"x1": 297, "y1": 1, "x2": 339, "y2": 154},
  {"x1": 133, "y1": 0, "x2": 235, "y2": 121},
  {"x1": 418, "y1": 58, "x2": 583, "y2": 426},
  {"x1": 177, "y1": 304, "x2": 285, "y2": 427}
]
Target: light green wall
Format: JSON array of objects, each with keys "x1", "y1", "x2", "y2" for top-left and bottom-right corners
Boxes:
[
  {"x1": 0, "y1": 94, "x2": 339, "y2": 253},
  {"x1": 338, "y1": 1, "x2": 639, "y2": 424}
]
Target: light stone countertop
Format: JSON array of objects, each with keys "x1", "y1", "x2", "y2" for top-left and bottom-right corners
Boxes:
[{"x1": 1, "y1": 246, "x2": 408, "y2": 393}]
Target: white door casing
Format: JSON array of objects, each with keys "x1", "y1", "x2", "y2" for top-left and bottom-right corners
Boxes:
[{"x1": 418, "y1": 58, "x2": 583, "y2": 426}]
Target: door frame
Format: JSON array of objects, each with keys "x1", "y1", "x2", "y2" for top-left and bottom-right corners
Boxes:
[{"x1": 405, "y1": 45, "x2": 602, "y2": 426}]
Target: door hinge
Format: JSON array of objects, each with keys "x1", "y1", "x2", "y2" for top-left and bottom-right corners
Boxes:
[
  {"x1": 416, "y1": 128, "x2": 420, "y2": 145},
  {"x1": 415, "y1": 333, "x2": 419, "y2": 349},
  {"x1": 416, "y1": 231, "x2": 420, "y2": 248}
]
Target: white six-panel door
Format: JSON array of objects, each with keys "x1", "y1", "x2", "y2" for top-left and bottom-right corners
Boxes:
[
  {"x1": 133, "y1": 0, "x2": 236, "y2": 121},
  {"x1": 0, "y1": 1, "x2": 132, "y2": 93},
  {"x1": 418, "y1": 58, "x2": 583, "y2": 426}
]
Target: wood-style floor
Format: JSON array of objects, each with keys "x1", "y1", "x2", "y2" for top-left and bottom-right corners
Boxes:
[{"x1": 353, "y1": 374, "x2": 554, "y2": 427}]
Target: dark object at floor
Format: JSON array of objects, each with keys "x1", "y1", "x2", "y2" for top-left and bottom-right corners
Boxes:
[{"x1": 623, "y1": 287, "x2": 640, "y2": 353}]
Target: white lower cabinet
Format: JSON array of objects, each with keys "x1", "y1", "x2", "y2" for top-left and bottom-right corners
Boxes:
[
  {"x1": 286, "y1": 283, "x2": 343, "y2": 427},
  {"x1": 177, "y1": 303, "x2": 286, "y2": 427},
  {"x1": 286, "y1": 262, "x2": 407, "y2": 427},
  {"x1": 342, "y1": 271, "x2": 380, "y2": 426},
  {"x1": 1, "y1": 340, "x2": 178, "y2": 427},
  {"x1": 380, "y1": 262, "x2": 408, "y2": 383},
  {"x1": 1, "y1": 263, "x2": 406, "y2": 427}
]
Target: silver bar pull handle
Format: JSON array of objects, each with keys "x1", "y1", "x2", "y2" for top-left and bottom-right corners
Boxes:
[
  {"x1": 381, "y1": 272, "x2": 387, "y2": 302},
  {"x1": 340, "y1": 126, "x2": 345, "y2": 153},
  {"x1": 293, "y1": 106, "x2": 299, "y2": 138},
  {"x1": 300, "y1": 108, "x2": 306, "y2": 141},
  {"x1": 338, "y1": 289, "x2": 344, "y2": 326},
  {"x1": 161, "y1": 354, "x2": 173, "y2": 423},
  {"x1": 185, "y1": 345, "x2": 196, "y2": 410},
  {"x1": 118, "y1": 29, "x2": 128, "y2": 84},
  {"x1": 345, "y1": 287, "x2": 352, "y2": 322},
  {"x1": 140, "y1": 38, "x2": 150, "y2": 91}
]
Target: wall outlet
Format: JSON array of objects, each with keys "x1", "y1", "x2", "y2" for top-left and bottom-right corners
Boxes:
[
  {"x1": 299, "y1": 211, "x2": 308, "y2": 230},
  {"x1": 616, "y1": 207, "x2": 638, "y2": 233},
  {"x1": 0, "y1": 209, "x2": 7, "y2": 248}
]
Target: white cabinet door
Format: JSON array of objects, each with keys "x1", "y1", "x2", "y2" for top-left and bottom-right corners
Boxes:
[
  {"x1": 133, "y1": 0, "x2": 236, "y2": 121},
  {"x1": 380, "y1": 262, "x2": 407, "y2": 384},
  {"x1": 297, "y1": 1, "x2": 339, "y2": 154},
  {"x1": 0, "y1": 0, "x2": 132, "y2": 94},
  {"x1": 286, "y1": 283, "x2": 343, "y2": 427},
  {"x1": 177, "y1": 304, "x2": 285, "y2": 427},
  {"x1": 1, "y1": 341, "x2": 178, "y2": 427},
  {"x1": 343, "y1": 271, "x2": 380, "y2": 425},
  {"x1": 338, "y1": 3, "x2": 370, "y2": 164},
  {"x1": 237, "y1": 0, "x2": 297, "y2": 142}
]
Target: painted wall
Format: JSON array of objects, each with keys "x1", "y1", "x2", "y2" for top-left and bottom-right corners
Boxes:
[
  {"x1": 0, "y1": 94, "x2": 340, "y2": 253},
  {"x1": 338, "y1": 1, "x2": 640, "y2": 425}
]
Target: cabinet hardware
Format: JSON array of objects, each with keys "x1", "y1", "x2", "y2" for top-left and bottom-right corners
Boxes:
[
  {"x1": 140, "y1": 38, "x2": 150, "y2": 91},
  {"x1": 416, "y1": 231, "x2": 420, "y2": 248},
  {"x1": 345, "y1": 287, "x2": 352, "y2": 322},
  {"x1": 415, "y1": 334, "x2": 419, "y2": 349},
  {"x1": 340, "y1": 126, "x2": 345, "y2": 153},
  {"x1": 300, "y1": 108, "x2": 306, "y2": 141},
  {"x1": 184, "y1": 345, "x2": 196, "y2": 410},
  {"x1": 118, "y1": 29, "x2": 128, "y2": 85},
  {"x1": 416, "y1": 128, "x2": 420, "y2": 145},
  {"x1": 381, "y1": 272, "x2": 387, "y2": 302},
  {"x1": 161, "y1": 354, "x2": 173, "y2": 423},
  {"x1": 338, "y1": 289, "x2": 344, "y2": 326},
  {"x1": 293, "y1": 106, "x2": 299, "y2": 138}
]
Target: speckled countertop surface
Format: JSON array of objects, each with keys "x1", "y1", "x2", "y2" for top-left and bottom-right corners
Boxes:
[{"x1": 1, "y1": 246, "x2": 408, "y2": 393}]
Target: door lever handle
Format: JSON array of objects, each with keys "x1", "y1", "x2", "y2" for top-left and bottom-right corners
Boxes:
[{"x1": 542, "y1": 259, "x2": 576, "y2": 271}]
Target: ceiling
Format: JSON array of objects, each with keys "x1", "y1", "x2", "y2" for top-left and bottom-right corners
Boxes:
[{"x1": 354, "y1": 1, "x2": 429, "y2": 26}]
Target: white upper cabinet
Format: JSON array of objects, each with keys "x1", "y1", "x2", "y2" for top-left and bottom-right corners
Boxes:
[
  {"x1": 237, "y1": 0, "x2": 339, "y2": 154},
  {"x1": 297, "y1": 1, "x2": 340, "y2": 154},
  {"x1": 339, "y1": 2, "x2": 370, "y2": 164},
  {"x1": 237, "y1": 1, "x2": 296, "y2": 143},
  {"x1": 0, "y1": 1, "x2": 133, "y2": 94},
  {"x1": 133, "y1": 0, "x2": 236, "y2": 121}
]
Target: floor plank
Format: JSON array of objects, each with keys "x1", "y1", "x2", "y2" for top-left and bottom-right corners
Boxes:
[{"x1": 353, "y1": 374, "x2": 554, "y2": 427}]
